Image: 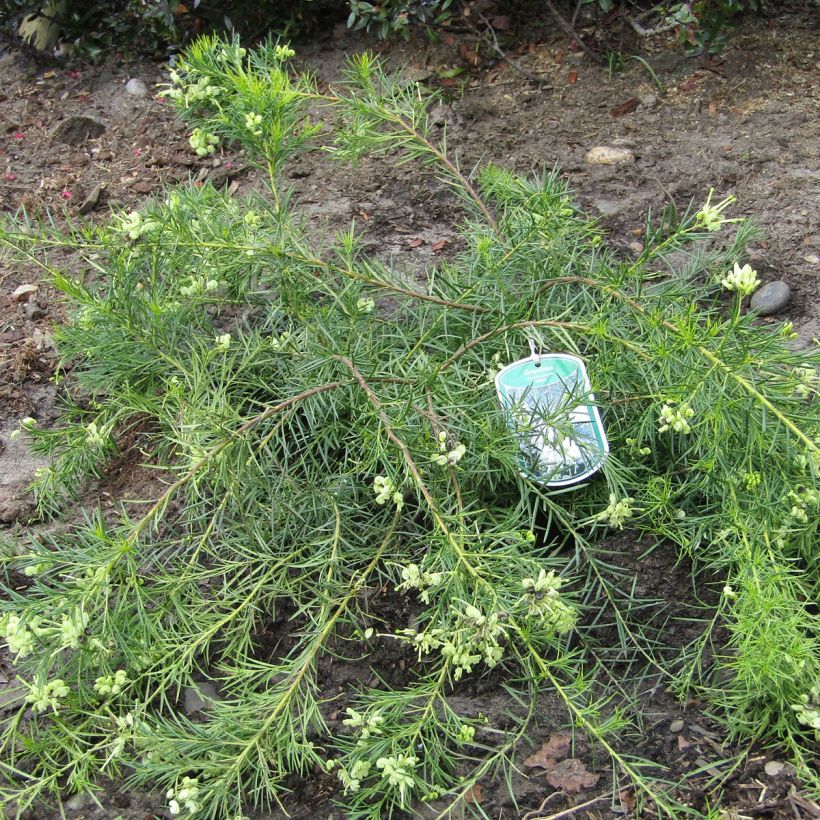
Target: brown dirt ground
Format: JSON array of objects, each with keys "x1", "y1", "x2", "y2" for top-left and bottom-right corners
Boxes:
[{"x1": 1, "y1": 6, "x2": 818, "y2": 819}]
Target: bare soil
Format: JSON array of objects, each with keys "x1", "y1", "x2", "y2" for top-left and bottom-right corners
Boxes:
[{"x1": 1, "y1": 7, "x2": 818, "y2": 818}]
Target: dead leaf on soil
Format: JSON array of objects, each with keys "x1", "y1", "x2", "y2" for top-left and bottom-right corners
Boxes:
[
  {"x1": 523, "y1": 732, "x2": 571, "y2": 769},
  {"x1": 610, "y1": 97, "x2": 639, "y2": 117},
  {"x1": 677, "y1": 735, "x2": 692, "y2": 751},
  {"x1": 619, "y1": 787, "x2": 636, "y2": 813},
  {"x1": 567, "y1": 69, "x2": 578, "y2": 84},
  {"x1": 464, "y1": 783, "x2": 484, "y2": 804},
  {"x1": 407, "y1": 237, "x2": 424, "y2": 248},
  {"x1": 431, "y1": 239, "x2": 449, "y2": 252},
  {"x1": 545, "y1": 758, "x2": 600, "y2": 794},
  {"x1": 490, "y1": 15, "x2": 511, "y2": 31}
]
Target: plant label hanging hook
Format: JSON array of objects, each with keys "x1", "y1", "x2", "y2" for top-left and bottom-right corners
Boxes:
[{"x1": 495, "y1": 347, "x2": 609, "y2": 487}]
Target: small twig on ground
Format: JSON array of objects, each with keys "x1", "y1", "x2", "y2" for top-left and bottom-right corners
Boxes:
[
  {"x1": 543, "y1": 0, "x2": 600, "y2": 63},
  {"x1": 534, "y1": 793, "x2": 610, "y2": 820},
  {"x1": 475, "y1": 11, "x2": 552, "y2": 87},
  {"x1": 521, "y1": 792, "x2": 609, "y2": 820},
  {"x1": 788, "y1": 789, "x2": 820, "y2": 818},
  {"x1": 522, "y1": 791, "x2": 564, "y2": 820}
]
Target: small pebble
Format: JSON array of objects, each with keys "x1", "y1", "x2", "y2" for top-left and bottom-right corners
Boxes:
[
  {"x1": 585, "y1": 146, "x2": 635, "y2": 165},
  {"x1": 669, "y1": 719, "x2": 685, "y2": 733},
  {"x1": 12, "y1": 283, "x2": 37, "y2": 302},
  {"x1": 25, "y1": 302, "x2": 45, "y2": 321},
  {"x1": 628, "y1": 240, "x2": 644, "y2": 255},
  {"x1": 804, "y1": 254, "x2": 819, "y2": 265},
  {"x1": 750, "y1": 280, "x2": 791, "y2": 315},
  {"x1": 125, "y1": 77, "x2": 148, "y2": 97},
  {"x1": 182, "y1": 681, "x2": 221, "y2": 715},
  {"x1": 640, "y1": 93, "x2": 658, "y2": 109},
  {"x1": 764, "y1": 760, "x2": 785, "y2": 777},
  {"x1": 79, "y1": 182, "x2": 104, "y2": 215}
]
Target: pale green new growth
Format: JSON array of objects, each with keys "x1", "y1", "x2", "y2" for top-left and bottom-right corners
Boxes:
[{"x1": 0, "y1": 35, "x2": 817, "y2": 819}]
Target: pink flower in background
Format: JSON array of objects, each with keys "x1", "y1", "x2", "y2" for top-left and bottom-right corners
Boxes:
[
  {"x1": 13, "y1": 132, "x2": 25, "y2": 140},
  {"x1": 60, "y1": 189, "x2": 72, "y2": 200}
]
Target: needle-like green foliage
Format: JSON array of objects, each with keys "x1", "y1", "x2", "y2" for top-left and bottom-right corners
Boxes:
[{"x1": 0, "y1": 35, "x2": 817, "y2": 819}]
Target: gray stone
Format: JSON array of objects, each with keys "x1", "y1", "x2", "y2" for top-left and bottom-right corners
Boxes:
[
  {"x1": 125, "y1": 77, "x2": 149, "y2": 97},
  {"x1": 52, "y1": 115, "x2": 106, "y2": 146},
  {"x1": 25, "y1": 302, "x2": 46, "y2": 321},
  {"x1": 669, "y1": 719, "x2": 685, "y2": 733},
  {"x1": 640, "y1": 93, "x2": 658, "y2": 109},
  {"x1": 183, "y1": 680, "x2": 222, "y2": 715},
  {"x1": 750, "y1": 280, "x2": 791, "y2": 315},
  {"x1": 63, "y1": 793, "x2": 91, "y2": 811},
  {"x1": 79, "y1": 183, "x2": 104, "y2": 215},
  {"x1": 592, "y1": 199, "x2": 623, "y2": 216},
  {"x1": 585, "y1": 146, "x2": 635, "y2": 165}
]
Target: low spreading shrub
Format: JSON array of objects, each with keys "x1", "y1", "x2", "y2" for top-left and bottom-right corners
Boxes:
[{"x1": 0, "y1": 35, "x2": 816, "y2": 818}]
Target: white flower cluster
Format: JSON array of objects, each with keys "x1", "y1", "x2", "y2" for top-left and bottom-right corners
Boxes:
[
  {"x1": 214, "y1": 333, "x2": 232, "y2": 352},
  {"x1": 26, "y1": 678, "x2": 70, "y2": 714},
  {"x1": 356, "y1": 296, "x2": 375, "y2": 314},
  {"x1": 721, "y1": 262, "x2": 760, "y2": 297},
  {"x1": 102, "y1": 711, "x2": 136, "y2": 764},
  {"x1": 273, "y1": 45, "x2": 296, "y2": 61},
  {"x1": 94, "y1": 669, "x2": 129, "y2": 697},
  {"x1": 117, "y1": 211, "x2": 158, "y2": 241},
  {"x1": 396, "y1": 563, "x2": 443, "y2": 604},
  {"x1": 376, "y1": 753, "x2": 418, "y2": 804},
  {"x1": 180, "y1": 275, "x2": 220, "y2": 298},
  {"x1": 695, "y1": 189, "x2": 737, "y2": 232},
  {"x1": 243, "y1": 210, "x2": 261, "y2": 228},
  {"x1": 373, "y1": 475, "x2": 403, "y2": 511},
  {"x1": 0, "y1": 613, "x2": 36, "y2": 658},
  {"x1": 244, "y1": 111, "x2": 263, "y2": 137},
  {"x1": 433, "y1": 431, "x2": 466, "y2": 467},
  {"x1": 521, "y1": 569, "x2": 576, "y2": 633},
  {"x1": 189, "y1": 128, "x2": 219, "y2": 157},
  {"x1": 85, "y1": 420, "x2": 108, "y2": 449},
  {"x1": 595, "y1": 493, "x2": 635, "y2": 530},
  {"x1": 658, "y1": 401, "x2": 695, "y2": 435},
  {"x1": 793, "y1": 367, "x2": 816, "y2": 399},
  {"x1": 786, "y1": 486, "x2": 819, "y2": 525},
  {"x1": 484, "y1": 352, "x2": 504, "y2": 384},
  {"x1": 342, "y1": 707, "x2": 385, "y2": 744},
  {"x1": 2, "y1": 604, "x2": 92, "y2": 659},
  {"x1": 401, "y1": 602, "x2": 509, "y2": 680},
  {"x1": 59, "y1": 607, "x2": 90, "y2": 650},
  {"x1": 791, "y1": 685, "x2": 820, "y2": 738},
  {"x1": 445, "y1": 604, "x2": 507, "y2": 680},
  {"x1": 167, "y1": 777, "x2": 201, "y2": 817},
  {"x1": 337, "y1": 759, "x2": 372, "y2": 794},
  {"x1": 9, "y1": 415, "x2": 37, "y2": 440},
  {"x1": 163, "y1": 71, "x2": 222, "y2": 107}
]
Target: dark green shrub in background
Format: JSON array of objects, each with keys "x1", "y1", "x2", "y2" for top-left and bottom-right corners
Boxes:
[{"x1": 1, "y1": 0, "x2": 765, "y2": 55}]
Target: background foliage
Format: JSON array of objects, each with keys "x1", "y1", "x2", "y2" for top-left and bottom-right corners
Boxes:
[{"x1": 0, "y1": 0, "x2": 765, "y2": 54}]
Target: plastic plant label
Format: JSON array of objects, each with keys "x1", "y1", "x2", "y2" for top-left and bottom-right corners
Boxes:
[{"x1": 495, "y1": 353, "x2": 609, "y2": 487}]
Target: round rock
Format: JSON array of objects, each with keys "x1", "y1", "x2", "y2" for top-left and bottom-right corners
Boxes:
[
  {"x1": 750, "y1": 280, "x2": 791, "y2": 315},
  {"x1": 585, "y1": 146, "x2": 635, "y2": 165},
  {"x1": 125, "y1": 77, "x2": 149, "y2": 97}
]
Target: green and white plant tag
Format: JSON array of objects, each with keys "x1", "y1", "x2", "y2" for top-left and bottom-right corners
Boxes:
[{"x1": 495, "y1": 351, "x2": 608, "y2": 487}]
